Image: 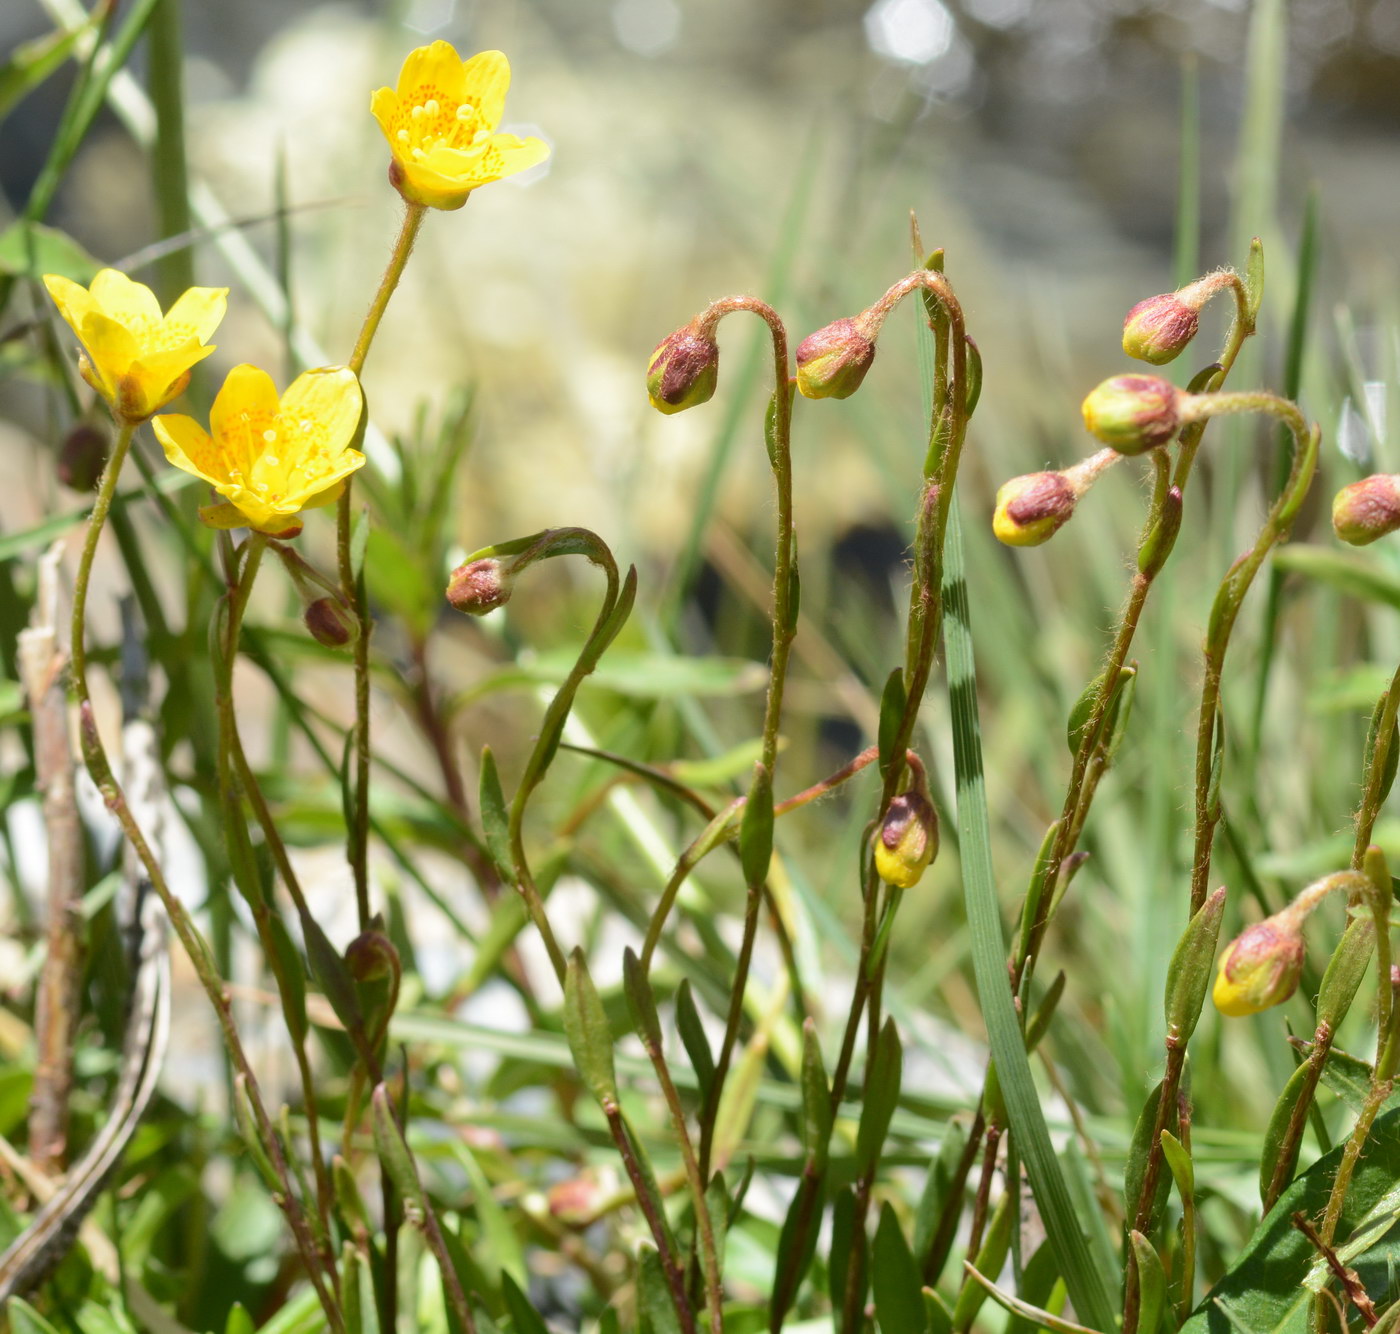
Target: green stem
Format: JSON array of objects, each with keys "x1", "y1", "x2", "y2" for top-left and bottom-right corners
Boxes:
[
  {"x1": 339, "y1": 200, "x2": 428, "y2": 931},
  {"x1": 69, "y1": 426, "x2": 344, "y2": 1330}
]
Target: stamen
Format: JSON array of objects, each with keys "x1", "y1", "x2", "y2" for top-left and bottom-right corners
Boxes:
[
  {"x1": 411, "y1": 104, "x2": 425, "y2": 120},
  {"x1": 425, "y1": 99, "x2": 439, "y2": 116}
]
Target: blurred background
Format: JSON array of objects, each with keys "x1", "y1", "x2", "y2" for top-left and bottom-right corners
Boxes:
[{"x1": 3, "y1": 2, "x2": 1400, "y2": 1310}]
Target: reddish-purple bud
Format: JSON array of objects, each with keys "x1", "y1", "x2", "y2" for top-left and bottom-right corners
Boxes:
[
  {"x1": 795, "y1": 317, "x2": 877, "y2": 400},
  {"x1": 1213, "y1": 918, "x2": 1305, "y2": 1017},
  {"x1": 446, "y1": 557, "x2": 513, "y2": 615},
  {"x1": 1121, "y1": 293, "x2": 1201, "y2": 366},
  {"x1": 304, "y1": 597, "x2": 358, "y2": 648},
  {"x1": 58, "y1": 423, "x2": 109, "y2": 492},
  {"x1": 647, "y1": 324, "x2": 720, "y2": 414},
  {"x1": 1332, "y1": 475, "x2": 1400, "y2": 547},
  {"x1": 1081, "y1": 375, "x2": 1183, "y2": 455},
  {"x1": 345, "y1": 929, "x2": 400, "y2": 984}
]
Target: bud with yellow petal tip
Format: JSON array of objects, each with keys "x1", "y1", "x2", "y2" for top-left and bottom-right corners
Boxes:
[
  {"x1": 1081, "y1": 374, "x2": 1184, "y2": 455},
  {"x1": 647, "y1": 323, "x2": 719, "y2": 414},
  {"x1": 1212, "y1": 917, "x2": 1305, "y2": 1017},
  {"x1": 992, "y1": 448, "x2": 1120, "y2": 547},
  {"x1": 874, "y1": 790, "x2": 939, "y2": 889},
  {"x1": 447, "y1": 556, "x2": 513, "y2": 615},
  {"x1": 993, "y1": 472, "x2": 1077, "y2": 547},
  {"x1": 1122, "y1": 292, "x2": 1200, "y2": 366},
  {"x1": 795, "y1": 316, "x2": 877, "y2": 400},
  {"x1": 1332, "y1": 475, "x2": 1400, "y2": 547}
]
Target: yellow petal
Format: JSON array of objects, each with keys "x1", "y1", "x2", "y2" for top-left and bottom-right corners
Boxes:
[
  {"x1": 393, "y1": 158, "x2": 474, "y2": 210},
  {"x1": 88, "y1": 268, "x2": 162, "y2": 327},
  {"x1": 162, "y1": 285, "x2": 228, "y2": 344},
  {"x1": 299, "y1": 478, "x2": 349, "y2": 511},
  {"x1": 478, "y1": 132, "x2": 550, "y2": 183},
  {"x1": 458, "y1": 49, "x2": 511, "y2": 130},
  {"x1": 43, "y1": 273, "x2": 97, "y2": 337},
  {"x1": 127, "y1": 341, "x2": 217, "y2": 415},
  {"x1": 209, "y1": 364, "x2": 280, "y2": 475},
  {"x1": 284, "y1": 449, "x2": 366, "y2": 511},
  {"x1": 395, "y1": 40, "x2": 467, "y2": 104},
  {"x1": 77, "y1": 310, "x2": 139, "y2": 383},
  {"x1": 370, "y1": 85, "x2": 402, "y2": 145},
  {"x1": 280, "y1": 367, "x2": 363, "y2": 453},
  {"x1": 152, "y1": 413, "x2": 221, "y2": 487}
]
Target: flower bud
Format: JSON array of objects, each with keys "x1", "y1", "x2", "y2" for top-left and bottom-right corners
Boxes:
[
  {"x1": 346, "y1": 929, "x2": 400, "y2": 984},
  {"x1": 646, "y1": 323, "x2": 719, "y2": 414},
  {"x1": 992, "y1": 471, "x2": 1077, "y2": 547},
  {"x1": 304, "y1": 597, "x2": 358, "y2": 648},
  {"x1": 1331, "y1": 475, "x2": 1400, "y2": 546},
  {"x1": 447, "y1": 557, "x2": 513, "y2": 616},
  {"x1": 547, "y1": 1171, "x2": 610, "y2": 1227},
  {"x1": 874, "y1": 791, "x2": 939, "y2": 889},
  {"x1": 795, "y1": 317, "x2": 876, "y2": 400},
  {"x1": 1121, "y1": 293, "x2": 1201, "y2": 366},
  {"x1": 1212, "y1": 917, "x2": 1305, "y2": 1017},
  {"x1": 1081, "y1": 374, "x2": 1183, "y2": 454},
  {"x1": 57, "y1": 423, "x2": 109, "y2": 491}
]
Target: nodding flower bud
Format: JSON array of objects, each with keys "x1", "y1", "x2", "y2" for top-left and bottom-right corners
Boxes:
[
  {"x1": 1212, "y1": 916, "x2": 1305, "y2": 1017},
  {"x1": 345, "y1": 929, "x2": 400, "y2": 984},
  {"x1": 795, "y1": 316, "x2": 877, "y2": 400},
  {"x1": 447, "y1": 556, "x2": 513, "y2": 616},
  {"x1": 1121, "y1": 272, "x2": 1239, "y2": 366},
  {"x1": 647, "y1": 322, "x2": 720, "y2": 415},
  {"x1": 58, "y1": 423, "x2": 109, "y2": 492},
  {"x1": 304, "y1": 596, "x2": 358, "y2": 648},
  {"x1": 993, "y1": 449, "x2": 1119, "y2": 548},
  {"x1": 874, "y1": 790, "x2": 939, "y2": 889},
  {"x1": 1081, "y1": 374, "x2": 1183, "y2": 455},
  {"x1": 1332, "y1": 475, "x2": 1400, "y2": 547},
  {"x1": 993, "y1": 472, "x2": 1077, "y2": 547}
]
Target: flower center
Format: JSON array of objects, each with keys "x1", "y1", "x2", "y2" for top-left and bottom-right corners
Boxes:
[{"x1": 394, "y1": 83, "x2": 491, "y2": 163}]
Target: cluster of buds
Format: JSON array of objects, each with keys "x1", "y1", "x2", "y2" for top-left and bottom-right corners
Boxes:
[
  {"x1": 1120, "y1": 272, "x2": 1240, "y2": 366},
  {"x1": 1331, "y1": 474, "x2": 1400, "y2": 547},
  {"x1": 873, "y1": 785, "x2": 939, "y2": 889},
  {"x1": 992, "y1": 449, "x2": 1119, "y2": 547}
]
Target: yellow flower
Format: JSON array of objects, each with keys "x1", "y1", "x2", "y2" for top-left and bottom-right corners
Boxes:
[
  {"x1": 43, "y1": 269, "x2": 227, "y2": 423},
  {"x1": 152, "y1": 364, "x2": 366, "y2": 536},
  {"x1": 371, "y1": 42, "x2": 549, "y2": 210}
]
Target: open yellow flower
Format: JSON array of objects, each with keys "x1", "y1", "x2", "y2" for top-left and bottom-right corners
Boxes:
[
  {"x1": 43, "y1": 269, "x2": 227, "y2": 423},
  {"x1": 371, "y1": 42, "x2": 549, "y2": 210},
  {"x1": 152, "y1": 364, "x2": 366, "y2": 536}
]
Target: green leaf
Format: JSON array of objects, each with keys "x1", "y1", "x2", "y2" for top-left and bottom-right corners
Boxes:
[
  {"x1": 1316, "y1": 917, "x2": 1375, "y2": 1029},
  {"x1": 303, "y1": 914, "x2": 364, "y2": 1043},
  {"x1": 674, "y1": 979, "x2": 715, "y2": 1102},
  {"x1": 266, "y1": 913, "x2": 308, "y2": 1045},
  {"x1": 855, "y1": 1017, "x2": 902, "y2": 1177},
  {"x1": 739, "y1": 763, "x2": 774, "y2": 887},
  {"x1": 0, "y1": 220, "x2": 101, "y2": 281},
  {"x1": 478, "y1": 745, "x2": 511, "y2": 877},
  {"x1": 225, "y1": 1305, "x2": 256, "y2": 1334},
  {"x1": 1181, "y1": 1106, "x2": 1400, "y2": 1334},
  {"x1": 564, "y1": 948, "x2": 618, "y2": 1107},
  {"x1": 1364, "y1": 692, "x2": 1400, "y2": 806},
  {"x1": 1160, "y1": 1129, "x2": 1194, "y2": 1200},
  {"x1": 1272, "y1": 545, "x2": 1400, "y2": 613},
  {"x1": 1124, "y1": 1079, "x2": 1176, "y2": 1231},
  {"x1": 1163, "y1": 887, "x2": 1226, "y2": 1046},
  {"x1": 878, "y1": 668, "x2": 907, "y2": 776},
  {"x1": 501, "y1": 1273, "x2": 549, "y2": 1334},
  {"x1": 944, "y1": 502, "x2": 1117, "y2": 1334},
  {"x1": 502, "y1": 649, "x2": 770, "y2": 700},
  {"x1": 637, "y1": 1247, "x2": 684, "y2": 1334},
  {"x1": 1315, "y1": 1043, "x2": 1400, "y2": 1117},
  {"x1": 622, "y1": 947, "x2": 663, "y2": 1051},
  {"x1": 1243, "y1": 237, "x2": 1265, "y2": 324},
  {"x1": 5, "y1": 1299, "x2": 64, "y2": 1334},
  {"x1": 1130, "y1": 1232, "x2": 1167, "y2": 1334},
  {"x1": 799, "y1": 1018, "x2": 832, "y2": 1164},
  {"x1": 913, "y1": 1118, "x2": 968, "y2": 1274},
  {"x1": 964, "y1": 335, "x2": 983, "y2": 417},
  {"x1": 0, "y1": 21, "x2": 91, "y2": 120},
  {"x1": 828, "y1": 1186, "x2": 867, "y2": 1319},
  {"x1": 872, "y1": 1203, "x2": 925, "y2": 1334}
]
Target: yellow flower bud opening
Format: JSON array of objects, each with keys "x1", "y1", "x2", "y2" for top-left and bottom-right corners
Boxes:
[
  {"x1": 43, "y1": 269, "x2": 227, "y2": 424},
  {"x1": 153, "y1": 364, "x2": 366, "y2": 535},
  {"x1": 1212, "y1": 919, "x2": 1305, "y2": 1017},
  {"x1": 371, "y1": 43, "x2": 550, "y2": 210}
]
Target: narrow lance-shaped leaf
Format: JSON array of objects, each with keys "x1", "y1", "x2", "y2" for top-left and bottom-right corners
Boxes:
[
  {"x1": 855, "y1": 1017, "x2": 903, "y2": 1177},
  {"x1": 1163, "y1": 887, "x2": 1226, "y2": 1047},
  {"x1": 739, "y1": 762, "x2": 774, "y2": 887},
  {"x1": 873, "y1": 1203, "x2": 925, "y2": 1334},
  {"x1": 564, "y1": 949, "x2": 618, "y2": 1108}
]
